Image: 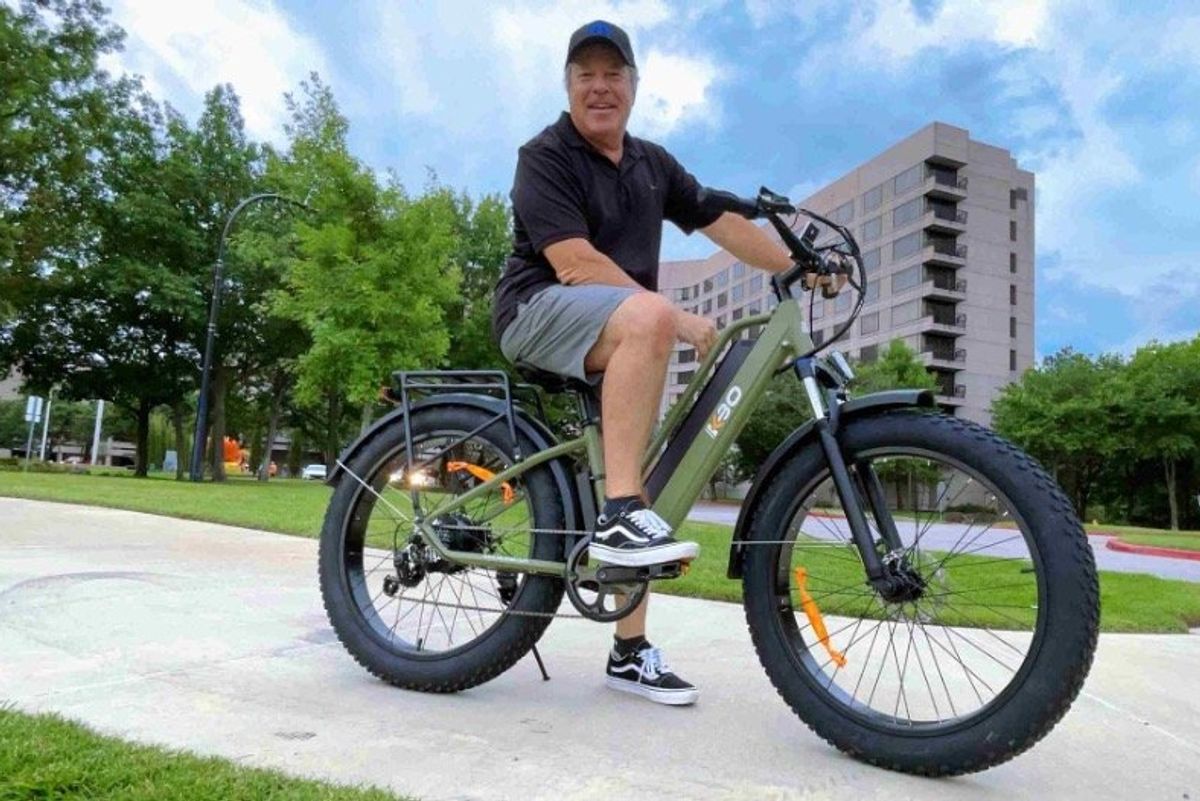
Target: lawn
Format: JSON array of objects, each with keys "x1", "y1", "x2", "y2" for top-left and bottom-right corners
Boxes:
[
  {"x1": 0, "y1": 707, "x2": 410, "y2": 801},
  {"x1": 3, "y1": 470, "x2": 1199, "y2": 632},
  {"x1": 1102, "y1": 529, "x2": 1200, "y2": 553}
]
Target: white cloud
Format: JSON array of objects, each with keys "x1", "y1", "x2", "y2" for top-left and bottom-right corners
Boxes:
[
  {"x1": 100, "y1": 0, "x2": 330, "y2": 143},
  {"x1": 633, "y1": 49, "x2": 720, "y2": 138}
]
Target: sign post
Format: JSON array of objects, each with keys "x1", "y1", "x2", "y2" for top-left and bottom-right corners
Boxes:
[
  {"x1": 23, "y1": 396, "x2": 43, "y2": 470},
  {"x1": 91, "y1": 399, "x2": 105, "y2": 466}
]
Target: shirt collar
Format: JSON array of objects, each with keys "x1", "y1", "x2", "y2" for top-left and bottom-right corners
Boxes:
[{"x1": 555, "y1": 111, "x2": 644, "y2": 162}]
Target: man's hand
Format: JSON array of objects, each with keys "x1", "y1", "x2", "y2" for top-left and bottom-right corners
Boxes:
[{"x1": 673, "y1": 308, "x2": 717, "y2": 360}]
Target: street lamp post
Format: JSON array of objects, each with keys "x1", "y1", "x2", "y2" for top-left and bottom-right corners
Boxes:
[{"x1": 189, "y1": 193, "x2": 310, "y2": 482}]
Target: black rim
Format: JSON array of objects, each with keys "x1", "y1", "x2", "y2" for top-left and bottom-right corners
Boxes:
[
  {"x1": 338, "y1": 427, "x2": 542, "y2": 660},
  {"x1": 768, "y1": 444, "x2": 1048, "y2": 735}
]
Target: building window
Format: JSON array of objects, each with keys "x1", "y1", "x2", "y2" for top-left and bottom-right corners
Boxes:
[
  {"x1": 732, "y1": 307, "x2": 744, "y2": 322},
  {"x1": 893, "y1": 164, "x2": 923, "y2": 195},
  {"x1": 748, "y1": 301, "x2": 761, "y2": 315},
  {"x1": 830, "y1": 200, "x2": 855, "y2": 224},
  {"x1": 892, "y1": 265, "x2": 921, "y2": 293},
  {"x1": 1010, "y1": 252, "x2": 1017, "y2": 273},
  {"x1": 1010, "y1": 189, "x2": 1018, "y2": 210},
  {"x1": 1010, "y1": 284, "x2": 1017, "y2": 306},
  {"x1": 1009, "y1": 349, "x2": 1017, "y2": 371},
  {"x1": 860, "y1": 344, "x2": 879, "y2": 363},
  {"x1": 767, "y1": 295, "x2": 779, "y2": 310},
  {"x1": 702, "y1": 298, "x2": 712, "y2": 314},
  {"x1": 835, "y1": 293, "x2": 851, "y2": 312},
  {"x1": 865, "y1": 279, "x2": 880, "y2": 304},
  {"x1": 716, "y1": 314, "x2": 726, "y2": 329},
  {"x1": 732, "y1": 261, "x2": 746, "y2": 279},
  {"x1": 677, "y1": 370, "x2": 695, "y2": 385},
  {"x1": 749, "y1": 273, "x2": 763, "y2": 293},
  {"x1": 716, "y1": 269, "x2": 729, "y2": 287},
  {"x1": 892, "y1": 197, "x2": 922, "y2": 227},
  {"x1": 860, "y1": 311, "x2": 880, "y2": 335},
  {"x1": 678, "y1": 348, "x2": 696, "y2": 363},
  {"x1": 732, "y1": 283, "x2": 744, "y2": 302},
  {"x1": 892, "y1": 231, "x2": 922, "y2": 262},
  {"x1": 862, "y1": 184, "x2": 883, "y2": 212},
  {"x1": 1010, "y1": 316, "x2": 1017, "y2": 338},
  {"x1": 703, "y1": 278, "x2": 713, "y2": 294},
  {"x1": 861, "y1": 216, "x2": 882, "y2": 243},
  {"x1": 1009, "y1": 220, "x2": 1017, "y2": 241},
  {"x1": 811, "y1": 298, "x2": 824, "y2": 319},
  {"x1": 891, "y1": 299, "x2": 920, "y2": 325},
  {"x1": 717, "y1": 291, "x2": 727, "y2": 308},
  {"x1": 811, "y1": 328, "x2": 826, "y2": 346},
  {"x1": 862, "y1": 248, "x2": 881, "y2": 271}
]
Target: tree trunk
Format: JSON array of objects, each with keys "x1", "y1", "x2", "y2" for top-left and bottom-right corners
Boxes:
[
  {"x1": 171, "y1": 401, "x2": 186, "y2": 481},
  {"x1": 134, "y1": 399, "x2": 151, "y2": 478},
  {"x1": 259, "y1": 380, "x2": 285, "y2": 482},
  {"x1": 325, "y1": 391, "x2": 342, "y2": 468},
  {"x1": 209, "y1": 365, "x2": 229, "y2": 482},
  {"x1": 360, "y1": 402, "x2": 373, "y2": 435},
  {"x1": 1166, "y1": 457, "x2": 1179, "y2": 531}
]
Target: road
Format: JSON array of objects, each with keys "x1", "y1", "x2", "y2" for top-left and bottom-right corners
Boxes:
[{"x1": 1, "y1": 498, "x2": 1197, "y2": 800}]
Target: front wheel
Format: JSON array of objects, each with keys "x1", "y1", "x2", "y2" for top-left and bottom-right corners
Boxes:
[{"x1": 741, "y1": 411, "x2": 1099, "y2": 775}]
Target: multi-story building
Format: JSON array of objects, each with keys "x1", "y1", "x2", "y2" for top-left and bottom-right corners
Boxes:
[{"x1": 658, "y1": 122, "x2": 1034, "y2": 426}]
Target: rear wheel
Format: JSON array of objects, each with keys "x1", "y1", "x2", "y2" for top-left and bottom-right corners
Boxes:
[
  {"x1": 319, "y1": 404, "x2": 566, "y2": 692},
  {"x1": 742, "y1": 411, "x2": 1099, "y2": 775}
]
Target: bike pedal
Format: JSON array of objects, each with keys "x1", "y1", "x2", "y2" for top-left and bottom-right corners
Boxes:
[{"x1": 595, "y1": 561, "x2": 684, "y2": 584}]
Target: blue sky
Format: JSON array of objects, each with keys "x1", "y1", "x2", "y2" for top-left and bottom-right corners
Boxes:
[{"x1": 100, "y1": 0, "x2": 1200, "y2": 359}]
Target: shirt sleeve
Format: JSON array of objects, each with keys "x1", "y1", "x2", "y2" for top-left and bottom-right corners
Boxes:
[
  {"x1": 510, "y1": 145, "x2": 590, "y2": 253},
  {"x1": 661, "y1": 149, "x2": 723, "y2": 234}
]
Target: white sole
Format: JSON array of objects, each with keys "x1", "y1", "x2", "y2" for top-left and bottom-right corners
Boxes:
[
  {"x1": 606, "y1": 675, "x2": 699, "y2": 706},
  {"x1": 587, "y1": 541, "x2": 700, "y2": 567}
]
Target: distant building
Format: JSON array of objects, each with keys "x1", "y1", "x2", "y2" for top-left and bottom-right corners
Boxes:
[
  {"x1": 0, "y1": 370, "x2": 21, "y2": 401},
  {"x1": 659, "y1": 122, "x2": 1034, "y2": 426}
]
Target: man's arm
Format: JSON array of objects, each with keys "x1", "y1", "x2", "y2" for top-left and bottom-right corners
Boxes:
[
  {"x1": 543, "y1": 238, "x2": 644, "y2": 289},
  {"x1": 699, "y1": 212, "x2": 793, "y2": 273}
]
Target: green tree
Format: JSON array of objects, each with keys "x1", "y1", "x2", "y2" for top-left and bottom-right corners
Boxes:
[
  {"x1": 1122, "y1": 338, "x2": 1200, "y2": 530},
  {"x1": 991, "y1": 348, "x2": 1127, "y2": 521},
  {"x1": 443, "y1": 192, "x2": 510, "y2": 370},
  {"x1": 850, "y1": 339, "x2": 938, "y2": 395}
]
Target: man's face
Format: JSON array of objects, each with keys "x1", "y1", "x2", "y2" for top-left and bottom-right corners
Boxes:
[{"x1": 567, "y1": 44, "x2": 635, "y2": 143}]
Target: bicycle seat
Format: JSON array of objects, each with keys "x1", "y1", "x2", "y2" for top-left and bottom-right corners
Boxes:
[{"x1": 516, "y1": 365, "x2": 597, "y2": 398}]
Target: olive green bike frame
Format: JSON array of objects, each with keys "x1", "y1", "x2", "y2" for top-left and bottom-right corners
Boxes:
[{"x1": 410, "y1": 296, "x2": 814, "y2": 578}]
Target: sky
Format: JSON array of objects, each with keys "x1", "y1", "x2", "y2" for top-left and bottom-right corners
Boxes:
[{"x1": 97, "y1": 0, "x2": 1200, "y2": 360}]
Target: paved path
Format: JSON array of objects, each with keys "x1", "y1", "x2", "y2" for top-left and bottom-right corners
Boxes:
[
  {"x1": 687, "y1": 502, "x2": 1200, "y2": 582},
  {"x1": 2, "y1": 498, "x2": 1198, "y2": 800}
]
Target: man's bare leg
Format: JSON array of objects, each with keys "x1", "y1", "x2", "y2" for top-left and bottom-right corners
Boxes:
[{"x1": 583, "y1": 292, "x2": 677, "y2": 639}]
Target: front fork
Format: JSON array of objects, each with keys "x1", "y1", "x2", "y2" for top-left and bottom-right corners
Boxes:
[{"x1": 794, "y1": 358, "x2": 903, "y2": 589}]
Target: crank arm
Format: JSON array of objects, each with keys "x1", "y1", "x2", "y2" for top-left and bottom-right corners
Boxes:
[{"x1": 595, "y1": 562, "x2": 685, "y2": 584}]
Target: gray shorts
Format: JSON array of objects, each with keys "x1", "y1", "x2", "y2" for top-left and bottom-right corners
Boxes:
[{"x1": 499, "y1": 284, "x2": 641, "y2": 383}]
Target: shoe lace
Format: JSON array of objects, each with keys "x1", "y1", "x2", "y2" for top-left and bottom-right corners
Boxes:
[
  {"x1": 638, "y1": 646, "x2": 671, "y2": 680},
  {"x1": 628, "y1": 509, "x2": 673, "y2": 540}
]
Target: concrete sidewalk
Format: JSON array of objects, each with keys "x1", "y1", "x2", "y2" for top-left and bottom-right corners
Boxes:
[{"x1": 1, "y1": 498, "x2": 1197, "y2": 800}]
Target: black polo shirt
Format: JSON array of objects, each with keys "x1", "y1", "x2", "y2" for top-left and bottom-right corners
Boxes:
[{"x1": 491, "y1": 112, "x2": 721, "y2": 343}]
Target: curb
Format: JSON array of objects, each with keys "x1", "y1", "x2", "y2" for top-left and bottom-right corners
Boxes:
[{"x1": 1105, "y1": 537, "x2": 1200, "y2": 562}]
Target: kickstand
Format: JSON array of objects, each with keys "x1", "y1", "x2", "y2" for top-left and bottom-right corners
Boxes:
[{"x1": 531, "y1": 644, "x2": 550, "y2": 681}]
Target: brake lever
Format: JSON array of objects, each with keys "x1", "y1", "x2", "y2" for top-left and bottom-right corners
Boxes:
[{"x1": 757, "y1": 185, "x2": 796, "y2": 215}]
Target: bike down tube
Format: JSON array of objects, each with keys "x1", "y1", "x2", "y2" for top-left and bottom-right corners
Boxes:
[
  {"x1": 642, "y1": 310, "x2": 773, "y2": 474},
  {"x1": 411, "y1": 435, "x2": 588, "y2": 576},
  {"x1": 648, "y1": 300, "x2": 806, "y2": 528}
]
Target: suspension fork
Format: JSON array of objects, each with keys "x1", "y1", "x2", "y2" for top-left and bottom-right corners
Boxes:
[{"x1": 795, "y1": 358, "x2": 886, "y2": 582}]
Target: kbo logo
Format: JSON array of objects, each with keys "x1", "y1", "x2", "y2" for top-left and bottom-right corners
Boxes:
[{"x1": 705, "y1": 385, "x2": 743, "y2": 439}]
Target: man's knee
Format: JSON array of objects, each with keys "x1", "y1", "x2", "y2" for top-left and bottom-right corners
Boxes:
[{"x1": 609, "y1": 292, "x2": 675, "y2": 351}]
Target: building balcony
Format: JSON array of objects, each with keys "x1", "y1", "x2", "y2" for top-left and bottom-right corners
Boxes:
[
  {"x1": 921, "y1": 347, "x2": 967, "y2": 371},
  {"x1": 924, "y1": 167, "x2": 968, "y2": 201},
  {"x1": 922, "y1": 312, "x2": 967, "y2": 336},
  {"x1": 922, "y1": 242, "x2": 967, "y2": 268},
  {"x1": 921, "y1": 277, "x2": 967, "y2": 302},
  {"x1": 922, "y1": 206, "x2": 968, "y2": 235},
  {"x1": 933, "y1": 387, "x2": 967, "y2": 407}
]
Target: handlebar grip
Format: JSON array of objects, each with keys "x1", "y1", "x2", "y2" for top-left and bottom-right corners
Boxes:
[{"x1": 696, "y1": 188, "x2": 760, "y2": 219}]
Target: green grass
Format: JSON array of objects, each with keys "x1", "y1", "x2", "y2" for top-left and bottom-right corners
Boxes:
[
  {"x1": 0, "y1": 707, "x2": 410, "y2": 800},
  {"x1": 1110, "y1": 532, "x2": 1200, "y2": 552},
  {"x1": 3, "y1": 471, "x2": 1199, "y2": 632}
]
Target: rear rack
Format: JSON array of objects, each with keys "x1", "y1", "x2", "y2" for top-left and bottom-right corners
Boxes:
[{"x1": 390, "y1": 370, "x2": 547, "y2": 518}]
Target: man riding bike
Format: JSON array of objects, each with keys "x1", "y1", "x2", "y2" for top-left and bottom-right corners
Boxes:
[{"x1": 491, "y1": 20, "x2": 801, "y2": 705}]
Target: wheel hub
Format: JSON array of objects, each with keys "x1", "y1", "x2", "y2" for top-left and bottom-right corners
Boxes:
[{"x1": 873, "y1": 551, "x2": 927, "y2": 603}]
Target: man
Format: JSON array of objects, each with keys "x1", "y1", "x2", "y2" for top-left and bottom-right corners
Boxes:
[{"x1": 492, "y1": 21, "x2": 797, "y2": 705}]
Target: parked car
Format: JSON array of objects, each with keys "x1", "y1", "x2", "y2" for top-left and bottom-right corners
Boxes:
[{"x1": 300, "y1": 463, "x2": 327, "y2": 481}]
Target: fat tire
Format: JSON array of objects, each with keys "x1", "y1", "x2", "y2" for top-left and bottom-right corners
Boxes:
[
  {"x1": 741, "y1": 411, "x2": 1099, "y2": 775},
  {"x1": 319, "y1": 404, "x2": 566, "y2": 693}
]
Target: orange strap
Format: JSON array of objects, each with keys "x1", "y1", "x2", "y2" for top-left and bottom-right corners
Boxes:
[
  {"x1": 794, "y1": 567, "x2": 847, "y2": 668},
  {"x1": 446, "y1": 461, "x2": 515, "y2": 505}
]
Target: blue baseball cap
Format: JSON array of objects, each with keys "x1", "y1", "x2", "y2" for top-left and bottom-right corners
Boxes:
[{"x1": 566, "y1": 20, "x2": 636, "y2": 68}]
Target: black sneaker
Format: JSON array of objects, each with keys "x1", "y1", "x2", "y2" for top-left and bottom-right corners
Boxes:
[
  {"x1": 589, "y1": 507, "x2": 700, "y2": 567},
  {"x1": 606, "y1": 643, "x2": 699, "y2": 705}
]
